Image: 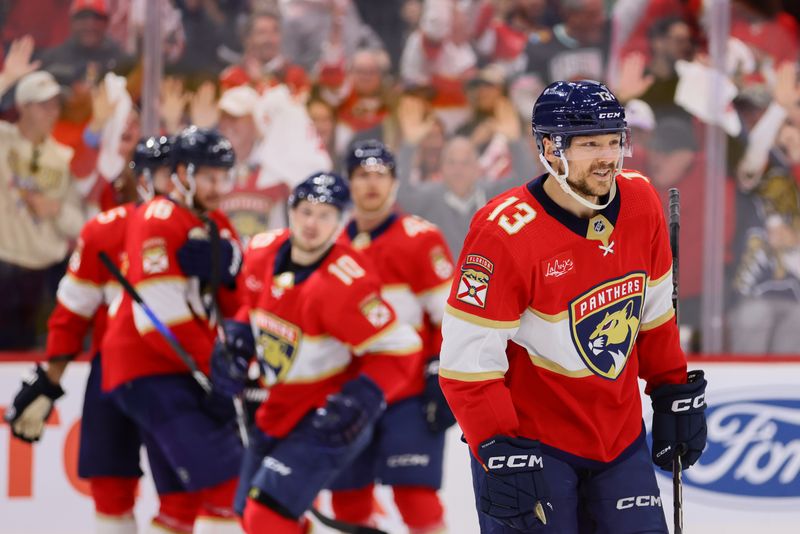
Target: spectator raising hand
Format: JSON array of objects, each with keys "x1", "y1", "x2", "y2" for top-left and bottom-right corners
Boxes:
[
  {"x1": 397, "y1": 95, "x2": 434, "y2": 145},
  {"x1": 190, "y1": 81, "x2": 220, "y2": 129},
  {"x1": 86, "y1": 82, "x2": 115, "y2": 137},
  {"x1": 159, "y1": 77, "x2": 190, "y2": 134},
  {"x1": 614, "y1": 52, "x2": 655, "y2": 103},
  {"x1": 0, "y1": 35, "x2": 41, "y2": 94}
]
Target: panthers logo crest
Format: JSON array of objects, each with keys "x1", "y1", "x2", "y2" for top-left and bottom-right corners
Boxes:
[
  {"x1": 250, "y1": 310, "x2": 301, "y2": 384},
  {"x1": 569, "y1": 272, "x2": 646, "y2": 379}
]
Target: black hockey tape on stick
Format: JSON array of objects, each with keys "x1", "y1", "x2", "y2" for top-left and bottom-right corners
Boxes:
[
  {"x1": 98, "y1": 251, "x2": 212, "y2": 394},
  {"x1": 310, "y1": 508, "x2": 388, "y2": 534},
  {"x1": 668, "y1": 187, "x2": 684, "y2": 534}
]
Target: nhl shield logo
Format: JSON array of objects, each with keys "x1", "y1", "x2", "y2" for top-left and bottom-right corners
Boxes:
[
  {"x1": 251, "y1": 310, "x2": 301, "y2": 384},
  {"x1": 568, "y1": 272, "x2": 646, "y2": 379}
]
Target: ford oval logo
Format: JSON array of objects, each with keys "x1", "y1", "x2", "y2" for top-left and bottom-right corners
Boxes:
[{"x1": 650, "y1": 389, "x2": 800, "y2": 499}]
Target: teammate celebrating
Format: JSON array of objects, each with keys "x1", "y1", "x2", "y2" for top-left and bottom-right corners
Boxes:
[
  {"x1": 2, "y1": 136, "x2": 203, "y2": 534},
  {"x1": 211, "y1": 172, "x2": 421, "y2": 534},
  {"x1": 101, "y1": 127, "x2": 244, "y2": 534},
  {"x1": 439, "y1": 80, "x2": 708, "y2": 533},
  {"x1": 328, "y1": 140, "x2": 456, "y2": 533}
]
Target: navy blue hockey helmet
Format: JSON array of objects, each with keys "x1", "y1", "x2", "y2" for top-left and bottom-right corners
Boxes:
[
  {"x1": 531, "y1": 80, "x2": 628, "y2": 156},
  {"x1": 130, "y1": 135, "x2": 173, "y2": 176},
  {"x1": 172, "y1": 126, "x2": 236, "y2": 171},
  {"x1": 289, "y1": 172, "x2": 351, "y2": 211},
  {"x1": 346, "y1": 139, "x2": 396, "y2": 177}
]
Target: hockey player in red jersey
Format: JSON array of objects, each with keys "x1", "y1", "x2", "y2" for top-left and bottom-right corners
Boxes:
[
  {"x1": 101, "y1": 126, "x2": 245, "y2": 534},
  {"x1": 210, "y1": 172, "x2": 422, "y2": 534},
  {"x1": 327, "y1": 140, "x2": 456, "y2": 533},
  {"x1": 439, "y1": 80, "x2": 708, "y2": 533},
  {"x1": 2, "y1": 136, "x2": 207, "y2": 534}
]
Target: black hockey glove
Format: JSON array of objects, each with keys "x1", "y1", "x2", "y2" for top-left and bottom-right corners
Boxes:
[
  {"x1": 422, "y1": 358, "x2": 456, "y2": 433},
  {"x1": 311, "y1": 374, "x2": 386, "y2": 447},
  {"x1": 3, "y1": 365, "x2": 65, "y2": 443},
  {"x1": 477, "y1": 435, "x2": 551, "y2": 531},
  {"x1": 210, "y1": 320, "x2": 254, "y2": 397},
  {"x1": 650, "y1": 370, "x2": 708, "y2": 470},
  {"x1": 177, "y1": 233, "x2": 242, "y2": 288}
]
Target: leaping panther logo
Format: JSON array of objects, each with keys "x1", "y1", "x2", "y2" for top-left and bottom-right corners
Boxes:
[{"x1": 569, "y1": 272, "x2": 646, "y2": 380}]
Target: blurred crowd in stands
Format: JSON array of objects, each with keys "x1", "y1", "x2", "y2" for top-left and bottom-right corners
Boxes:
[{"x1": 0, "y1": 0, "x2": 798, "y2": 354}]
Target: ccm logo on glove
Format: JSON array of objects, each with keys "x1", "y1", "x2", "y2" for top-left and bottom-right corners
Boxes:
[
  {"x1": 671, "y1": 393, "x2": 706, "y2": 412},
  {"x1": 486, "y1": 454, "x2": 544, "y2": 470}
]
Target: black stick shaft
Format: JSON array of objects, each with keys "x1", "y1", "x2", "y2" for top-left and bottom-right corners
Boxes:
[{"x1": 668, "y1": 187, "x2": 683, "y2": 534}]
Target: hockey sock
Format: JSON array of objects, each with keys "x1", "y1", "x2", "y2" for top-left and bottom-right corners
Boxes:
[
  {"x1": 152, "y1": 491, "x2": 200, "y2": 533},
  {"x1": 393, "y1": 486, "x2": 446, "y2": 533},
  {"x1": 330, "y1": 484, "x2": 376, "y2": 524},
  {"x1": 196, "y1": 478, "x2": 239, "y2": 520},
  {"x1": 242, "y1": 499, "x2": 307, "y2": 534},
  {"x1": 91, "y1": 477, "x2": 138, "y2": 516},
  {"x1": 95, "y1": 514, "x2": 137, "y2": 534}
]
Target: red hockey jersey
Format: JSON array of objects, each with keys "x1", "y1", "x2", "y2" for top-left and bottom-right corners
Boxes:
[
  {"x1": 46, "y1": 204, "x2": 133, "y2": 358},
  {"x1": 439, "y1": 171, "x2": 687, "y2": 462},
  {"x1": 237, "y1": 230, "x2": 422, "y2": 438},
  {"x1": 101, "y1": 198, "x2": 241, "y2": 391},
  {"x1": 337, "y1": 213, "x2": 454, "y2": 401}
]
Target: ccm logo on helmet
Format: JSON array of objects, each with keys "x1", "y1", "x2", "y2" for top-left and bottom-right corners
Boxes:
[
  {"x1": 487, "y1": 455, "x2": 544, "y2": 469},
  {"x1": 616, "y1": 496, "x2": 662, "y2": 510},
  {"x1": 598, "y1": 112, "x2": 622, "y2": 119},
  {"x1": 671, "y1": 393, "x2": 706, "y2": 412}
]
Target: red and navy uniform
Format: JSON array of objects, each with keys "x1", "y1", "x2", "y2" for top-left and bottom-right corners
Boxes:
[
  {"x1": 233, "y1": 230, "x2": 422, "y2": 522},
  {"x1": 441, "y1": 172, "x2": 683, "y2": 533},
  {"x1": 440, "y1": 171, "x2": 686, "y2": 462},
  {"x1": 328, "y1": 213, "x2": 454, "y2": 528}
]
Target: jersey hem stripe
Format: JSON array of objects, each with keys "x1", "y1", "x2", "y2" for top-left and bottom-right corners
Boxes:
[
  {"x1": 439, "y1": 367, "x2": 505, "y2": 382},
  {"x1": 528, "y1": 353, "x2": 594, "y2": 377}
]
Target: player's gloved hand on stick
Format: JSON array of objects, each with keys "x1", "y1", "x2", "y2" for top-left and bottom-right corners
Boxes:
[
  {"x1": 312, "y1": 374, "x2": 386, "y2": 447},
  {"x1": 177, "y1": 233, "x2": 241, "y2": 287},
  {"x1": 3, "y1": 365, "x2": 65, "y2": 443},
  {"x1": 422, "y1": 357, "x2": 457, "y2": 433},
  {"x1": 477, "y1": 435, "x2": 551, "y2": 531},
  {"x1": 210, "y1": 320, "x2": 254, "y2": 396},
  {"x1": 650, "y1": 369, "x2": 708, "y2": 470}
]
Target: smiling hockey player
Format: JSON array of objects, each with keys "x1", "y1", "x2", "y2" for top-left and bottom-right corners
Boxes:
[{"x1": 439, "y1": 80, "x2": 708, "y2": 533}]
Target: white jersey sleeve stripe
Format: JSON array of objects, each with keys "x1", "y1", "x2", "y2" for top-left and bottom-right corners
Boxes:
[
  {"x1": 381, "y1": 285, "x2": 424, "y2": 329},
  {"x1": 418, "y1": 280, "x2": 450, "y2": 325},
  {"x1": 642, "y1": 273, "x2": 674, "y2": 325},
  {"x1": 56, "y1": 274, "x2": 104, "y2": 319},
  {"x1": 132, "y1": 277, "x2": 194, "y2": 334},
  {"x1": 513, "y1": 309, "x2": 591, "y2": 373},
  {"x1": 353, "y1": 323, "x2": 422, "y2": 356},
  {"x1": 440, "y1": 311, "x2": 517, "y2": 375}
]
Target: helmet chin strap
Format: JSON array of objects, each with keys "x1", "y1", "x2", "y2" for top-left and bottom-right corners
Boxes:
[
  {"x1": 538, "y1": 152, "x2": 622, "y2": 211},
  {"x1": 170, "y1": 163, "x2": 197, "y2": 209}
]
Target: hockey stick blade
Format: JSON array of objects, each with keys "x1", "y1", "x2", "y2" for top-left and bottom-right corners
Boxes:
[{"x1": 310, "y1": 507, "x2": 388, "y2": 534}]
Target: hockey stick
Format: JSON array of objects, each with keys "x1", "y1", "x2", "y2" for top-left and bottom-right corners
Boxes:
[
  {"x1": 98, "y1": 251, "x2": 212, "y2": 394},
  {"x1": 203, "y1": 217, "x2": 249, "y2": 448},
  {"x1": 668, "y1": 188, "x2": 684, "y2": 534}
]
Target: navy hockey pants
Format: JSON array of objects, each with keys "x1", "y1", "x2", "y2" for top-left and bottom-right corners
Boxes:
[{"x1": 470, "y1": 432, "x2": 668, "y2": 533}]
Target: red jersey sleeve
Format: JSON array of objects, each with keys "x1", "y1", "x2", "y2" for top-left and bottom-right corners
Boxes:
[
  {"x1": 320, "y1": 250, "x2": 422, "y2": 401},
  {"x1": 439, "y1": 197, "x2": 532, "y2": 457},
  {"x1": 128, "y1": 200, "x2": 215, "y2": 371},
  {"x1": 637, "y1": 186, "x2": 688, "y2": 392},
  {"x1": 46, "y1": 205, "x2": 130, "y2": 358}
]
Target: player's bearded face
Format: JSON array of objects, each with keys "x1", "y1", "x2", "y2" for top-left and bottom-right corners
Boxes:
[
  {"x1": 349, "y1": 166, "x2": 394, "y2": 213},
  {"x1": 192, "y1": 167, "x2": 233, "y2": 212},
  {"x1": 289, "y1": 201, "x2": 341, "y2": 253},
  {"x1": 558, "y1": 133, "x2": 622, "y2": 199}
]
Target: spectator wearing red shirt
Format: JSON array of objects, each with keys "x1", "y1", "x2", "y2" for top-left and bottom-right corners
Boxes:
[{"x1": 219, "y1": 9, "x2": 308, "y2": 95}]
